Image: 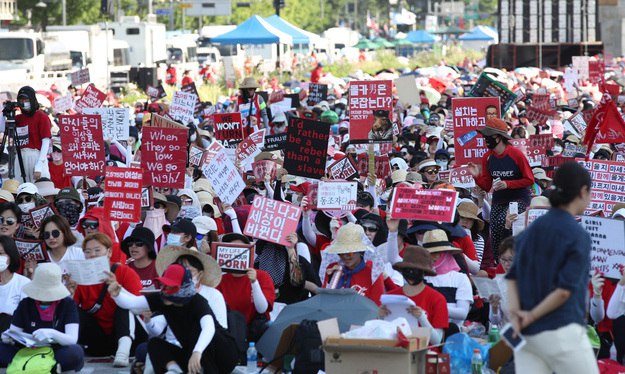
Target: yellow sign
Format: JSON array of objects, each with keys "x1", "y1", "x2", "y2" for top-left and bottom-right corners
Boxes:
[{"x1": 179, "y1": 3, "x2": 192, "y2": 8}]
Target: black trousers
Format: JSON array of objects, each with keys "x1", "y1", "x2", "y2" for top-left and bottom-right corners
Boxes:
[
  {"x1": 148, "y1": 338, "x2": 219, "y2": 374},
  {"x1": 78, "y1": 307, "x2": 147, "y2": 356}
]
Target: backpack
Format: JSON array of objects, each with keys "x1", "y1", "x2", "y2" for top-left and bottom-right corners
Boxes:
[
  {"x1": 293, "y1": 320, "x2": 324, "y2": 374},
  {"x1": 226, "y1": 310, "x2": 248, "y2": 365},
  {"x1": 6, "y1": 347, "x2": 57, "y2": 374}
]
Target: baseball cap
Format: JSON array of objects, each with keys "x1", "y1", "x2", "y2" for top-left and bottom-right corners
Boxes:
[
  {"x1": 16, "y1": 183, "x2": 38, "y2": 196},
  {"x1": 171, "y1": 218, "x2": 197, "y2": 237},
  {"x1": 55, "y1": 187, "x2": 81, "y2": 203},
  {"x1": 192, "y1": 216, "x2": 217, "y2": 235},
  {"x1": 157, "y1": 264, "x2": 186, "y2": 287}
]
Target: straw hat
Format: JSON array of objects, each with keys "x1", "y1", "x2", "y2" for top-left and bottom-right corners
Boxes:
[
  {"x1": 392, "y1": 245, "x2": 436, "y2": 276},
  {"x1": 391, "y1": 170, "x2": 407, "y2": 185},
  {"x1": 153, "y1": 192, "x2": 180, "y2": 222},
  {"x1": 406, "y1": 172, "x2": 425, "y2": 185},
  {"x1": 156, "y1": 245, "x2": 222, "y2": 287},
  {"x1": 2, "y1": 180, "x2": 19, "y2": 195},
  {"x1": 325, "y1": 222, "x2": 368, "y2": 254},
  {"x1": 457, "y1": 201, "x2": 485, "y2": 232},
  {"x1": 478, "y1": 117, "x2": 512, "y2": 139},
  {"x1": 529, "y1": 196, "x2": 550, "y2": 208},
  {"x1": 0, "y1": 189, "x2": 14, "y2": 202},
  {"x1": 422, "y1": 229, "x2": 461, "y2": 253},
  {"x1": 23, "y1": 263, "x2": 70, "y2": 302},
  {"x1": 239, "y1": 77, "x2": 260, "y2": 89},
  {"x1": 417, "y1": 159, "x2": 438, "y2": 172}
]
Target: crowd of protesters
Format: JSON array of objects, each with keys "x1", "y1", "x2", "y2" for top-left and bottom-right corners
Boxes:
[{"x1": 0, "y1": 56, "x2": 624, "y2": 373}]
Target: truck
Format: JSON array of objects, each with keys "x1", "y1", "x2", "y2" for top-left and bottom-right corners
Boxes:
[
  {"x1": 103, "y1": 16, "x2": 167, "y2": 67},
  {"x1": 166, "y1": 35, "x2": 199, "y2": 83},
  {"x1": 0, "y1": 31, "x2": 68, "y2": 80}
]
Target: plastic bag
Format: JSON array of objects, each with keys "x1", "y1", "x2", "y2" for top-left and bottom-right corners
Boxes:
[{"x1": 442, "y1": 333, "x2": 490, "y2": 373}]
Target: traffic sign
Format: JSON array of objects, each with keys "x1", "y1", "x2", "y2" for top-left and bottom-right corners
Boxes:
[
  {"x1": 179, "y1": 3, "x2": 193, "y2": 8},
  {"x1": 155, "y1": 8, "x2": 171, "y2": 15}
]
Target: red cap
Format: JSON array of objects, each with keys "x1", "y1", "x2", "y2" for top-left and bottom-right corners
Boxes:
[{"x1": 157, "y1": 264, "x2": 185, "y2": 287}]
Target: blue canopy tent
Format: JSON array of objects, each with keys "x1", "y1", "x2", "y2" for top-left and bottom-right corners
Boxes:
[
  {"x1": 458, "y1": 26, "x2": 496, "y2": 41},
  {"x1": 211, "y1": 15, "x2": 293, "y2": 45},
  {"x1": 405, "y1": 30, "x2": 435, "y2": 44},
  {"x1": 263, "y1": 15, "x2": 310, "y2": 45}
]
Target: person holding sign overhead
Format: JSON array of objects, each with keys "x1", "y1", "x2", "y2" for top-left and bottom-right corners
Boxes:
[{"x1": 236, "y1": 77, "x2": 269, "y2": 134}]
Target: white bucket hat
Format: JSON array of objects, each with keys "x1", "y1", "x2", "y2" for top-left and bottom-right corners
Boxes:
[
  {"x1": 325, "y1": 223, "x2": 369, "y2": 254},
  {"x1": 23, "y1": 263, "x2": 70, "y2": 302},
  {"x1": 192, "y1": 216, "x2": 217, "y2": 235}
]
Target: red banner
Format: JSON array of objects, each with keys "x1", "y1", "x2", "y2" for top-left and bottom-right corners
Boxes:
[
  {"x1": 390, "y1": 187, "x2": 458, "y2": 222},
  {"x1": 104, "y1": 166, "x2": 142, "y2": 222},
  {"x1": 141, "y1": 126, "x2": 188, "y2": 188},
  {"x1": 74, "y1": 84, "x2": 106, "y2": 113},
  {"x1": 452, "y1": 97, "x2": 501, "y2": 166},
  {"x1": 348, "y1": 80, "x2": 393, "y2": 143},
  {"x1": 357, "y1": 154, "x2": 390, "y2": 179},
  {"x1": 59, "y1": 114, "x2": 106, "y2": 177},
  {"x1": 214, "y1": 112, "x2": 244, "y2": 149},
  {"x1": 588, "y1": 60, "x2": 605, "y2": 86},
  {"x1": 252, "y1": 160, "x2": 277, "y2": 182},
  {"x1": 244, "y1": 196, "x2": 302, "y2": 246}
]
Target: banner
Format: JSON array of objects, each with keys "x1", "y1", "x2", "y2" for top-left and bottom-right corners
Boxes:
[
  {"x1": 181, "y1": 82, "x2": 202, "y2": 115},
  {"x1": 307, "y1": 83, "x2": 328, "y2": 106},
  {"x1": 201, "y1": 146, "x2": 246, "y2": 205},
  {"x1": 210, "y1": 242, "x2": 255, "y2": 273},
  {"x1": 327, "y1": 156, "x2": 359, "y2": 180},
  {"x1": 149, "y1": 113, "x2": 187, "y2": 129},
  {"x1": 82, "y1": 107, "x2": 130, "y2": 141},
  {"x1": 263, "y1": 133, "x2": 287, "y2": 151},
  {"x1": 53, "y1": 94, "x2": 73, "y2": 113},
  {"x1": 588, "y1": 60, "x2": 605, "y2": 86},
  {"x1": 244, "y1": 196, "x2": 302, "y2": 246},
  {"x1": 169, "y1": 90, "x2": 197, "y2": 124},
  {"x1": 15, "y1": 239, "x2": 47, "y2": 262},
  {"x1": 578, "y1": 159, "x2": 625, "y2": 216},
  {"x1": 252, "y1": 160, "x2": 277, "y2": 182},
  {"x1": 283, "y1": 117, "x2": 330, "y2": 179},
  {"x1": 449, "y1": 166, "x2": 476, "y2": 189},
  {"x1": 28, "y1": 205, "x2": 56, "y2": 230},
  {"x1": 317, "y1": 181, "x2": 357, "y2": 210},
  {"x1": 59, "y1": 114, "x2": 106, "y2": 177},
  {"x1": 581, "y1": 216, "x2": 625, "y2": 279},
  {"x1": 390, "y1": 187, "x2": 458, "y2": 222},
  {"x1": 104, "y1": 166, "x2": 142, "y2": 222},
  {"x1": 74, "y1": 84, "x2": 106, "y2": 113},
  {"x1": 348, "y1": 80, "x2": 393, "y2": 143},
  {"x1": 452, "y1": 97, "x2": 501, "y2": 166},
  {"x1": 70, "y1": 68, "x2": 90, "y2": 86},
  {"x1": 214, "y1": 112, "x2": 244, "y2": 149},
  {"x1": 468, "y1": 73, "x2": 517, "y2": 113},
  {"x1": 141, "y1": 126, "x2": 188, "y2": 188}
]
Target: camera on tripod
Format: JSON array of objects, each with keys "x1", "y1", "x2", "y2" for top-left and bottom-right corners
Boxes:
[{"x1": 2, "y1": 101, "x2": 19, "y2": 127}]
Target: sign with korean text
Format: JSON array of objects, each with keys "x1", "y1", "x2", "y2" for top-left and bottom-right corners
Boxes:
[
  {"x1": 189, "y1": 144, "x2": 205, "y2": 167},
  {"x1": 236, "y1": 129, "x2": 265, "y2": 166},
  {"x1": 74, "y1": 84, "x2": 106, "y2": 114},
  {"x1": 244, "y1": 196, "x2": 302, "y2": 246},
  {"x1": 214, "y1": 112, "x2": 244, "y2": 149},
  {"x1": 317, "y1": 181, "x2": 357, "y2": 211},
  {"x1": 357, "y1": 154, "x2": 390, "y2": 179},
  {"x1": 283, "y1": 117, "x2": 330, "y2": 179},
  {"x1": 252, "y1": 160, "x2": 277, "y2": 182},
  {"x1": 181, "y1": 82, "x2": 202, "y2": 115},
  {"x1": 307, "y1": 83, "x2": 328, "y2": 106},
  {"x1": 149, "y1": 113, "x2": 187, "y2": 129},
  {"x1": 449, "y1": 166, "x2": 476, "y2": 189},
  {"x1": 468, "y1": 73, "x2": 517, "y2": 113},
  {"x1": 53, "y1": 94, "x2": 73, "y2": 113},
  {"x1": 582, "y1": 216, "x2": 625, "y2": 279},
  {"x1": 59, "y1": 114, "x2": 106, "y2": 177},
  {"x1": 452, "y1": 97, "x2": 501, "y2": 166},
  {"x1": 348, "y1": 80, "x2": 393, "y2": 143},
  {"x1": 104, "y1": 166, "x2": 142, "y2": 222},
  {"x1": 169, "y1": 90, "x2": 197, "y2": 124},
  {"x1": 263, "y1": 133, "x2": 287, "y2": 151},
  {"x1": 572, "y1": 56, "x2": 590, "y2": 81},
  {"x1": 390, "y1": 187, "x2": 458, "y2": 222},
  {"x1": 564, "y1": 112, "x2": 587, "y2": 138},
  {"x1": 578, "y1": 159, "x2": 625, "y2": 216},
  {"x1": 28, "y1": 205, "x2": 56, "y2": 230},
  {"x1": 70, "y1": 68, "x2": 90, "y2": 86},
  {"x1": 588, "y1": 60, "x2": 605, "y2": 86},
  {"x1": 201, "y1": 146, "x2": 246, "y2": 205},
  {"x1": 327, "y1": 156, "x2": 359, "y2": 180},
  {"x1": 15, "y1": 239, "x2": 47, "y2": 262},
  {"x1": 82, "y1": 107, "x2": 130, "y2": 141},
  {"x1": 210, "y1": 242, "x2": 255, "y2": 274},
  {"x1": 141, "y1": 126, "x2": 187, "y2": 188}
]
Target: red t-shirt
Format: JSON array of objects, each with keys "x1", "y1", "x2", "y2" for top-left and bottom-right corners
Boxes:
[
  {"x1": 48, "y1": 162, "x2": 72, "y2": 189},
  {"x1": 74, "y1": 262, "x2": 142, "y2": 335},
  {"x1": 129, "y1": 260, "x2": 159, "y2": 290},
  {"x1": 217, "y1": 270, "x2": 275, "y2": 325},
  {"x1": 589, "y1": 279, "x2": 617, "y2": 333},
  {"x1": 386, "y1": 285, "x2": 450, "y2": 329},
  {"x1": 453, "y1": 235, "x2": 478, "y2": 261},
  {"x1": 181, "y1": 76, "x2": 193, "y2": 86},
  {"x1": 15, "y1": 110, "x2": 52, "y2": 150},
  {"x1": 323, "y1": 260, "x2": 383, "y2": 305}
]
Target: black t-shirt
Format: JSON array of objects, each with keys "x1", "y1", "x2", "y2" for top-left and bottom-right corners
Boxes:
[
  {"x1": 146, "y1": 293, "x2": 210, "y2": 353},
  {"x1": 275, "y1": 256, "x2": 321, "y2": 304},
  {"x1": 12, "y1": 297, "x2": 79, "y2": 334}
]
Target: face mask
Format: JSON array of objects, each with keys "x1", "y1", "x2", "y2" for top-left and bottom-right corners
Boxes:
[
  {"x1": 56, "y1": 201, "x2": 81, "y2": 226},
  {"x1": 0, "y1": 255, "x2": 8, "y2": 272},
  {"x1": 179, "y1": 206, "x2": 201, "y2": 220},
  {"x1": 401, "y1": 268, "x2": 424, "y2": 285},
  {"x1": 464, "y1": 228, "x2": 472, "y2": 236},
  {"x1": 485, "y1": 136, "x2": 499, "y2": 149},
  {"x1": 21, "y1": 102, "x2": 31, "y2": 111},
  {"x1": 552, "y1": 146, "x2": 562, "y2": 155},
  {"x1": 435, "y1": 159, "x2": 448, "y2": 170},
  {"x1": 167, "y1": 233, "x2": 182, "y2": 246},
  {"x1": 19, "y1": 202, "x2": 35, "y2": 213},
  {"x1": 202, "y1": 138, "x2": 211, "y2": 148},
  {"x1": 190, "y1": 133, "x2": 197, "y2": 142},
  {"x1": 52, "y1": 153, "x2": 62, "y2": 162}
]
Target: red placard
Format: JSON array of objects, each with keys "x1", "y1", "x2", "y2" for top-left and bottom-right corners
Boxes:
[
  {"x1": 390, "y1": 187, "x2": 458, "y2": 222},
  {"x1": 236, "y1": 129, "x2": 265, "y2": 165},
  {"x1": 244, "y1": 196, "x2": 302, "y2": 246},
  {"x1": 74, "y1": 84, "x2": 106, "y2": 113},
  {"x1": 104, "y1": 166, "x2": 142, "y2": 222},
  {"x1": 452, "y1": 97, "x2": 501, "y2": 166},
  {"x1": 141, "y1": 126, "x2": 188, "y2": 188},
  {"x1": 348, "y1": 80, "x2": 393, "y2": 143},
  {"x1": 252, "y1": 160, "x2": 277, "y2": 182},
  {"x1": 327, "y1": 156, "x2": 359, "y2": 180},
  {"x1": 357, "y1": 154, "x2": 391, "y2": 179},
  {"x1": 214, "y1": 112, "x2": 244, "y2": 149},
  {"x1": 588, "y1": 60, "x2": 605, "y2": 85},
  {"x1": 210, "y1": 242, "x2": 255, "y2": 273},
  {"x1": 58, "y1": 114, "x2": 106, "y2": 177},
  {"x1": 28, "y1": 204, "x2": 57, "y2": 230}
]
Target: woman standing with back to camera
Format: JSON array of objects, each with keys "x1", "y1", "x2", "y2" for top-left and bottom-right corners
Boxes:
[{"x1": 506, "y1": 162, "x2": 598, "y2": 374}]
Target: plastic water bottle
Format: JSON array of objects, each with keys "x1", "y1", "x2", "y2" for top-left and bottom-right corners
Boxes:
[
  {"x1": 247, "y1": 342, "x2": 258, "y2": 373},
  {"x1": 471, "y1": 349, "x2": 483, "y2": 374},
  {"x1": 488, "y1": 325, "x2": 500, "y2": 344}
]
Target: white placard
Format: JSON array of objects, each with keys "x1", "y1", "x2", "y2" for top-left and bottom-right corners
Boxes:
[
  {"x1": 169, "y1": 91, "x2": 197, "y2": 125},
  {"x1": 582, "y1": 216, "x2": 625, "y2": 279},
  {"x1": 62, "y1": 256, "x2": 110, "y2": 285},
  {"x1": 201, "y1": 147, "x2": 245, "y2": 205},
  {"x1": 82, "y1": 107, "x2": 130, "y2": 141},
  {"x1": 317, "y1": 181, "x2": 358, "y2": 211}
]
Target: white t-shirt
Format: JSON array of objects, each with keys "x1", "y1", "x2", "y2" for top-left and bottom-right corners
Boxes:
[
  {"x1": 198, "y1": 285, "x2": 228, "y2": 329},
  {"x1": 0, "y1": 273, "x2": 30, "y2": 315},
  {"x1": 48, "y1": 246, "x2": 85, "y2": 275},
  {"x1": 426, "y1": 271, "x2": 473, "y2": 326}
]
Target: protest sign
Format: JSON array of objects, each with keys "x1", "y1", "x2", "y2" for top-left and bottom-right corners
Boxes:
[
  {"x1": 141, "y1": 126, "x2": 187, "y2": 188},
  {"x1": 525, "y1": 207, "x2": 549, "y2": 227},
  {"x1": 214, "y1": 112, "x2": 244, "y2": 149},
  {"x1": 236, "y1": 129, "x2": 266, "y2": 166},
  {"x1": 70, "y1": 68, "x2": 90, "y2": 86},
  {"x1": 181, "y1": 82, "x2": 202, "y2": 115},
  {"x1": 169, "y1": 90, "x2": 197, "y2": 124},
  {"x1": 582, "y1": 216, "x2": 625, "y2": 279},
  {"x1": 348, "y1": 80, "x2": 393, "y2": 143},
  {"x1": 104, "y1": 166, "x2": 142, "y2": 222},
  {"x1": 15, "y1": 239, "x2": 47, "y2": 262},
  {"x1": 210, "y1": 242, "x2": 255, "y2": 274},
  {"x1": 149, "y1": 113, "x2": 186, "y2": 129},
  {"x1": 244, "y1": 195, "x2": 302, "y2": 246},
  {"x1": 449, "y1": 166, "x2": 476, "y2": 189},
  {"x1": 452, "y1": 97, "x2": 501, "y2": 166},
  {"x1": 395, "y1": 75, "x2": 420, "y2": 108},
  {"x1": 390, "y1": 187, "x2": 458, "y2": 222},
  {"x1": 53, "y1": 94, "x2": 73, "y2": 113},
  {"x1": 263, "y1": 133, "x2": 287, "y2": 151},
  {"x1": 59, "y1": 114, "x2": 106, "y2": 177},
  {"x1": 146, "y1": 84, "x2": 167, "y2": 100},
  {"x1": 588, "y1": 60, "x2": 605, "y2": 86},
  {"x1": 62, "y1": 256, "x2": 110, "y2": 285},
  {"x1": 252, "y1": 160, "x2": 278, "y2": 182},
  {"x1": 468, "y1": 73, "x2": 517, "y2": 113},
  {"x1": 28, "y1": 205, "x2": 56, "y2": 230},
  {"x1": 572, "y1": 56, "x2": 590, "y2": 81},
  {"x1": 578, "y1": 159, "x2": 625, "y2": 215},
  {"x1": 141, "y1": 187, "x2": 151, "y2": 208},
  {"x1": 357, "y1": 154, "x2": 390, "y2": 179},
  {"x1": 82, "y1": 107, "x2": 130, "y2": 141},
  {"x1": 283, "y1": 117, "x2": 330, "y2": 179},
  {"x1": 189, "y1": 144, "x2": 205, "y2": 167},
  {"x1": 307, "y1": 83, "x2": 328, "y2": 106},
  {"x1": 74, "y1": 84, "x2": 106, "y2": 113},
  {"x1": 317, "y1": 181, "x2": 357, "y2": 211},
  {"x1": 562, "y1": 143, "x2": 587, "y2": 157},
  {"x1": 327, "y1": 156, "x2": 359, "y2": 180},
  {"x1": 564, "y1": 112, "x2": 587, "y2": 138},
  {"x1": 201, "y1": 146, "x2": 246, "y2": 205},
  {"x1": 284, "y1": 93, "x2": 300, "y2": 109}
]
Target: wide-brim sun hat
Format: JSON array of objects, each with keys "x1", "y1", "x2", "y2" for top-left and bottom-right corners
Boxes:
[
  {"x1": 456, "y1": 201, "x2": 485, "y2": 232},
  {"x1": 422, "y1": 229, "x2": 461, "y2": 253},
  {"x1": 192, "y1": 216, "x2": 217, "y2": 235},
  {"x1": 325, "y1": 222, "x2": 369, "y2": 254},
  {"x1": 156, "y1": 245, "x2": 222, "y2": 287},
  {"x1": 2, "y1": 180, "x2": 19, "y2": 195},
  {"x1": 153, "y1": 192, "x2": 180, "y2": 222},
  {"x1": 417, "y1": 159, "x2": 438, "y2": 172},
  {"x1": 392, "y1": 245, "x2": 437, "y2": 276},
  {"x1": 532, "y1": 168, "x2": 552, "y2": 182},
  {"x1": 477, "y1": 117, "x2": 512, "y2": 139},
  {"x1": 0, "y1": 189, "x2": 14, "y2": 202},
  {"x1": 23, "y1": 263, "x2": 70, "y2": 302},
  {"x1": 239, "y1": 77, "x2": 260, "y2": 89}
]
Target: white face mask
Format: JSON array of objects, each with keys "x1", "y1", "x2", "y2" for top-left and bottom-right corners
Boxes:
[
  {"x1": 21, "y1": 102, "x2": 31, "y2": 111},
  {"x1": 19, "y1": 202, "x2": 35, "y2": 213},
  {"x1": 0, "y1": 255, "x2": 8, "y2": 272},
  {"x1": 435, "y1": 159, "x2": 448, "y2": 170},
  {"x1": 190, "y1": 133, "x2": 197, "y2": 142},
  {"x1": 167, "y1": 233, "x2": 182, "y2": 246},
  {"x1": 552, "y1": 146, "x2": 563, "y2": 155}
]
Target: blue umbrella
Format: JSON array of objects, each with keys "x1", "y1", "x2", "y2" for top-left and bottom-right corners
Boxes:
[{"x1": 256, "y1": 289, "x2": 379, "y2": 361}]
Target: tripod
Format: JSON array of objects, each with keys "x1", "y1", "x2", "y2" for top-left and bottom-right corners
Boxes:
[{"x1": 0, "y1": 103, "x2": 27, "y2": 183}]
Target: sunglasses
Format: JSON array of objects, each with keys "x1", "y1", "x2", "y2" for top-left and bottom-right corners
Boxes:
[
  {"x1": 362, "y1": 226, "x2": 379, "y2": 233},
  {"x1": 81, "y1": 220, "x2": 99, "y2": 230},
  {"x1": 127, "y1": 240, "x2": 145, "y2": 248},
  {"x1": 401, "y1": 152, "x2": 408, "y2": 156},
  {"x1": 17, "y1": 196, "x2": 33, "y2": 204},
  {"x1": 424, "y1": 169, "x2": 439, "y2": 175},
  {"x1": 154, "y1": 202, "x2": 166, "y2": 209},
  {"x1": 0, "y1": 217, "x2": 17, "y2": 225},
  {"x1": 44, "y1": 229, "x2": 61, "y2": 240}
]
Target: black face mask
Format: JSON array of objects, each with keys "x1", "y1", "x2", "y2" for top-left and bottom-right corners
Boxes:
[
  {"x1": 485, "y1": 136, "x2": 499, "y2": 149},
  {"x1": 401, "y1": 268, "x2": 424, "y2": 285}
]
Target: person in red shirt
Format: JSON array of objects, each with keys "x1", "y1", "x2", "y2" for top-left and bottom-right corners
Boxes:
[
  {"x1": 381, "y1": 245, "x2": 448, "y2": 345},
  {"x1": 47, "y1": 141, "x2": 71, "y2": 189},
  {"x1": 165, "y1": 64, "x2": 177, "y2": 86},
  {"x1": 121, "y1": 227, "x2": 158, "y2": 290},
  {"x1": 322, "y1": 223, "x2": 384, "y2": 305},
  {"x1": 69, "y1": 233, "x2": 146, "y2": 367},
  {"x1": 15, "y1": 85, "x2": 52, "y2": 182},
  {"x1": 181, "y1": 70, "x2": 193, "y2": 87},
  {"x1": 310, "y1": 63, "x2": 324, "y2": 84}
]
